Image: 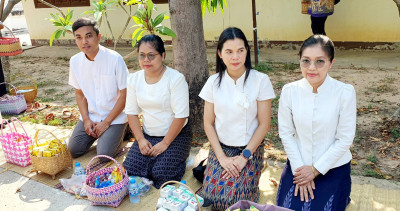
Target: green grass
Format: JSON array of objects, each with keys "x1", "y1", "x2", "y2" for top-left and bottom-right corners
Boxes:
[
  {"x1": 391, "y1": 128, "x2": 400, "y2": 139},
  {"x1": 367, "y1": 154, "x2": 378, "y2": 164},
  {"x1": 254, "y1": 63, "x2": 273, "y2": 73},
  {"x1": 44, "y1": 88, "x2": 57, "y2": 95}
]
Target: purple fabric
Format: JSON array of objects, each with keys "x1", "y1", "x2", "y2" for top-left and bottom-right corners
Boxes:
[{"x1": 227, "y1": 200, "x2": 293, "y2": 211}]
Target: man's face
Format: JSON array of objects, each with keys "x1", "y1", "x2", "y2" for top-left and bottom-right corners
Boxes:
[{"x1": 73, "y1": 26, "x2": 101, "y2": 60}]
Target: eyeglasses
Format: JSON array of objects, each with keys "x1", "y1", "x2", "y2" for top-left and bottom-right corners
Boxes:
[
  {"x1": 139, "y1": 53, "x2": 160, "y2": 61},
  {"x1": 300, "y1": 59, "x2": 327, "y2": 68}
]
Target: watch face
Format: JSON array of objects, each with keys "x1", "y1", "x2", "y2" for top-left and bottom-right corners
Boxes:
[{"x1": 243, "y1": 149, "x2": 251, "y2": 158}]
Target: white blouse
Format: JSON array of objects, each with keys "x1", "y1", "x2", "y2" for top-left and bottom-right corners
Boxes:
[
  {"x1": 125, "y1": 67, "x2": 189, "y2": 136},
  {"x1": 278, "y1": 75, "x2": 356, "y2": 175},
  {"x1": 199, "y1": 69, "x2": 275, "y2": 147}
]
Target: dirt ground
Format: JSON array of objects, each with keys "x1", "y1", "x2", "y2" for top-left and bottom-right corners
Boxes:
[{"x1": 5, "y1": 45, "x2": 400, "y2": 184}]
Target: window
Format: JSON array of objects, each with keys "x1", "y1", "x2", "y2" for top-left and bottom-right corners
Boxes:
[{"x1": 34, "y1": 0, "x2": 91, "y2": 8}]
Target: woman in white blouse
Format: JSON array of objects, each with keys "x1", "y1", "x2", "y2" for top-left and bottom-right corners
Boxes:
[
  {"x1": 276, "y1": 35, "x2": 356, "y2": 210},
  {"x1": 199, "y1": 27, "x2": 275, "y2": 210},
  {"x1": 122, "y1": 35, "x2": 191, "y2": 189}
]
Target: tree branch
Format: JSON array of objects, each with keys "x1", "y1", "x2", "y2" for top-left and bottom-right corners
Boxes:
[
  {"x1": 37, "y1": 0, "x2": 66, "y2": 18},
  {"x1": 1, "y1": 0, "x2": 21, "y2": 22},
  {"x1": 114, "y1": 16, "x2": 131, "y2": 50}
]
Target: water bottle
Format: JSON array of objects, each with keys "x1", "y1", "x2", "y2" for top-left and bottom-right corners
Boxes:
[
  {"x1": 179, "y1": 180, "x2": 188, "y2": 190},
  {"x1": 129, "y1": 179, "x2": 140, "y2": 204},
  {"x1": 74, "y1": 162, "x2": 85, "y2": 176},
  {"x1": 138, "y1": 180, "x2": 150, "y2": 196}
]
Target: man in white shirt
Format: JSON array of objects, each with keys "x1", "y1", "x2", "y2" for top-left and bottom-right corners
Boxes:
[{"x1": 68, "y1": 18, "x2": 129, "y2": 161}]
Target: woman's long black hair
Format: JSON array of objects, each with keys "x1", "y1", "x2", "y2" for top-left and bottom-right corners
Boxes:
[{"x1": 216, "y1": 27, "x2": 252, "y2": 86}]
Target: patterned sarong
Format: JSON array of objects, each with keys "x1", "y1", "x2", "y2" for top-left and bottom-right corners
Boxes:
[{"x1": 199, "y1": 142, "x2": 265, "y2": 210}]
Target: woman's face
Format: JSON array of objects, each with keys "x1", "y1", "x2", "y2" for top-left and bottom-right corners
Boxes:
[
  {"x1": 218, "y1": 38, "x2": 247, "y2": 73},
  {"x1": 300, "y1": 45, "x2": 334, "y2": 89},
  {"x1": 138, "y1": 42, "x2": 165, "y2": 73}
]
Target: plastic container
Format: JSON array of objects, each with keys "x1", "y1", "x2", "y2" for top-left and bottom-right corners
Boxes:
[
  {"x1": 74, "y1": 162, "x2": 85, "y2": 176},
  {"x1": 179, "y1": 180, "x2": 188, "y2": 190},
  {"x1": 138, "y1": 180, "x2": 150, "y2": 196},
  {"x1": 129, "y1": 179, "x2": 140, "y2": 204}
]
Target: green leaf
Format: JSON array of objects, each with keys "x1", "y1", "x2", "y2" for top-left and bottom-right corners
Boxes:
[
  {"x1": 147, "y1": 0, "x2": 154, "y2": 19},
  {"x1": 218, "y1": 0, "x2": 224, "y2": 14},
  {"x1": 49, "y1": 31, "x2": 57, "y2": 47},
  {"x1": 52, "y1": 22, "x2": 63, "y2": 27},
  {"x1": 94, "y1": 11, "x2": 103, "y2": 22},
  {"x1": 49, "y1": 13, "x2": 58, "y2": 20},
  {"x1": 65, "y1": 9, "x2": 74, "y2": 23},
  {"x1": 132, "y1": 16, "x2": 143, "y2": 25},
  {"x1": 152, "y1": 12, "x2": 166, "y2": 27},
  {"x1": 83, "y1": 10, "x2": 95, "y2": 15},
  {"x1": 131, "y1": 28, "x2": 144, "y2": 47},
  {"x1": 55, "y1": 29, "x2": 63, "y2": 39},
  {"x1": 156, "y1": 26, "x2": 176, "y2": 38}
]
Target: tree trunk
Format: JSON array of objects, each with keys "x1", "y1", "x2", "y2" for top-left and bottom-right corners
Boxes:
[
  {"x1": 169, "y1": 0, "x2": 209, "y2": 136},
  {"x1": 394, "y1": 0, "x2": 400, "y2": 18},
  {"x1": 1, "y1": 0, "x2": 21, "y2": 22}
]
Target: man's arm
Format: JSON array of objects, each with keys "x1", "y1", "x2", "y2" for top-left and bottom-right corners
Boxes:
[
  {"x1": 93, "y1": 88, "x2": 127, "y2": 137},
  {"x1": 75, "y1": 89, "x2": 96, "y2": 137}
]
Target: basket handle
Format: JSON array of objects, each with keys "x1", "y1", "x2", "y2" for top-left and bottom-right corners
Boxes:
[
  {"x1": 85, "y1": 155, "x2": 128, "y2": 178},
  {"x1": 1, "y1": 25, "x2": 17, "y2": 39},
  {"x1": 0, "y1": 117, "x2": 29, "y2": 137},
  {"x1": 10, "y1": 73, "x2": 37, "y2": 89},
  {"x1": 157, "y1": 181, "x2": 203, "y2": 211},
  {"x1": 0, "y1": 82, "x2": 22, "y2": 96},
  {"x1": 33, "y1": 129, "x2": 66, "y2": 153}
]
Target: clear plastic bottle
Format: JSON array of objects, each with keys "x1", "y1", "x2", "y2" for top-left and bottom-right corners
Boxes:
[
  {"x1": 74, "y1": 162, "x2": 85, "y2": 176},
  {"x1": 129, "y1": 179, "x2": 140, "y2": 204},
  {"x1": 138, "y1": 179, "x2": 150, "y2": 196},
  {"x1": 179, "y1": 180, "x2": 188, "y2": 190}
]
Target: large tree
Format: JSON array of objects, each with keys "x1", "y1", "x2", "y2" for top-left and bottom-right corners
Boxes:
[
  {"x1": 394, "y1": 0, "x2": 400, "y2": 17},
  {"x1": 169, "y1": 0, "x2": 209, "y2": 135}
]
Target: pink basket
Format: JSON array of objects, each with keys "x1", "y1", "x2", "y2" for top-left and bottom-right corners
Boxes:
[
  {"x1": 85, "y1": 155, "x2": 129, "y2": 208},
  {"x1": 0, "y1": 117, "x2": 32, "y2": 167}
]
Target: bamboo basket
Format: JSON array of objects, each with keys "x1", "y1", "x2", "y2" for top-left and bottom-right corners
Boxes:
[
  {"x1": 156, "y1": 180, "x2": 202, "y2": 211},
  {"x1": 9, "y1": 73, "x2": 38, "y2": 103},
  {"x1": 30, "y1": 129, "x2": 73, "y2": 179}
]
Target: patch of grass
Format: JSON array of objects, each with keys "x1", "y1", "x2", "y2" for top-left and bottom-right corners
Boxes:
[
  {"x1": 274, "y1": 81, "x2": 286, "y2": 90},
  {"x1": 44, "y1": 88, "x2": 57, "y2": 95},
  {"x1": 255, "y1": 63, "x2": 273, "y2": 73},
  {"x1": 367, "y1": 154, "x2": 378, "y2": 163},
  {"x1": 363, "y1": 169, "x2": 382, "y2": 178},
  {"x1": 47, "y1": 118, "x2": 63, "y2": 126},
  {"x1": 271, "y1": 95, "x2": 280, "y2": 110},
  {"x1": 283, "y1": 62, "x2": 298, "y2": 71},
  {"x1": 37, "y1": 80, "x2": 63, "y2": 87},
  {"x1": 37, "y1": 97, "x2": 55, "y2": 102},
  {"x1": 391, "y1": 128, "x2": 400, "y2": 139}
]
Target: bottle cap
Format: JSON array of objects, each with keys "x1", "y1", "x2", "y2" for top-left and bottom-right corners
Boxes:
[
  {"x1": 75, "y1": 162, "x2": 81, "y2": 167},
  {"x1": 180, "y1": 180, "x2": 186, "y2": 185},
  {"x1": 130, "y1": 178, "x2": 136, "y2": 184}
]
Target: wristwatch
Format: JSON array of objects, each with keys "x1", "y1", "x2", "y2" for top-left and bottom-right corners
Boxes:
[{"x1": 241, "y1": 149, "x2": 253, "y2": 160}]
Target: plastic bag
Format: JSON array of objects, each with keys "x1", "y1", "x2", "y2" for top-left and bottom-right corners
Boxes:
[
  {"x1": 60, "y1": 174, "x2": 87, "y2": 196},
  {"x1": 227, "y1": 200, "x2": 293, "y2": 211}
]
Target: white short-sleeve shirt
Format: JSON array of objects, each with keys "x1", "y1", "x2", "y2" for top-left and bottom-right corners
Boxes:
[
  {"x1": 278, "y1": 75, "x2": 356, "y2": 175},
  {"x1": 125, "y1": 67, "x2": 189, "y2": 136},
  {"x1": 199, "y1": 69, "x2": 275, "y2": 146},
  {"x1": 69, "y1": 45, "x2": 129, "y2": 124}
]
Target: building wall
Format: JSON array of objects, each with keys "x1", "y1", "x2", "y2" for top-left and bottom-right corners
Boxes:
[{"x1": 21, "y1": 0, "x2": 400, "y2": 43}]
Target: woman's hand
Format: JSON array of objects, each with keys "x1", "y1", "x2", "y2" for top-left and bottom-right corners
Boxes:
[
  {"x1": 233, "y1": 155, "x2": 248, "y2": 173},
  {"x1": 294, "y1": 180, "x2": 316, "y2": 202},
  {"x1": 219, "y1": 156, "x2": 240, "y2": 179},
  {"x1": 137, "y1": 138, "x2": 152, "y2": 156},
  {"x1": 293, "y1": 166, "x2": 318, "y2": 185},
  {"x1": 148, "y1": 141, "x2": 169, "y2": 157}
]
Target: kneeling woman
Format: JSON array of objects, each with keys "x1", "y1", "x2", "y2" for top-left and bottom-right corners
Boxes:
[
  {"x1": 123, "y1": 35, "x2": 191, "y2": 189},
  {"x1": 199, "y1": 27, "x2": 275, "y2": 210},
  {"x1": 277, "y1": 35, "x2": 356, "y2": 210}
]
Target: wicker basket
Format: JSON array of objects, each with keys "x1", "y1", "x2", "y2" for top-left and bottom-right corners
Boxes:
[
  {"x1": 85, "y1": 155, "x2": 129, "y2": 208},
  {"x1": 0, "y1": 82, "x2": 27, "y2": 115},
  {"x1": 0, "y1": 25, "x2": 23, "y2": 56},
  {"x1": 30, "y1": 129, "x2": 73, "y2": 179},
  {"x1": 9, "y1": 73, "x2": 38, "y2": 104},
  {"x1": 156, "y1": 180, "x2": 202, "y2": 211}
]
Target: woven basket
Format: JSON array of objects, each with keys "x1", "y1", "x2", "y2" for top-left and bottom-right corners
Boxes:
[
  {"x1": 0, "y1": 82, "x2": 27, "y2": 115},
  {"x1": 9, "y1": 73, "x2": 38, "y2": 103},
  {"x1": 0, "y1": 25, "x2": 23, "y2": 56},
  {"x1": 30, "y1": 129, "x2": 73, "y2": 179},
  {"x1": 0, "y1": 117, "x2": 32, "y2": 167},
  {"x1": 85, "y1": 155, "x2": 129, "y2": 208},
  {"x1": 156, "y1": 181, "x2": 202, "y2": 211}
]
